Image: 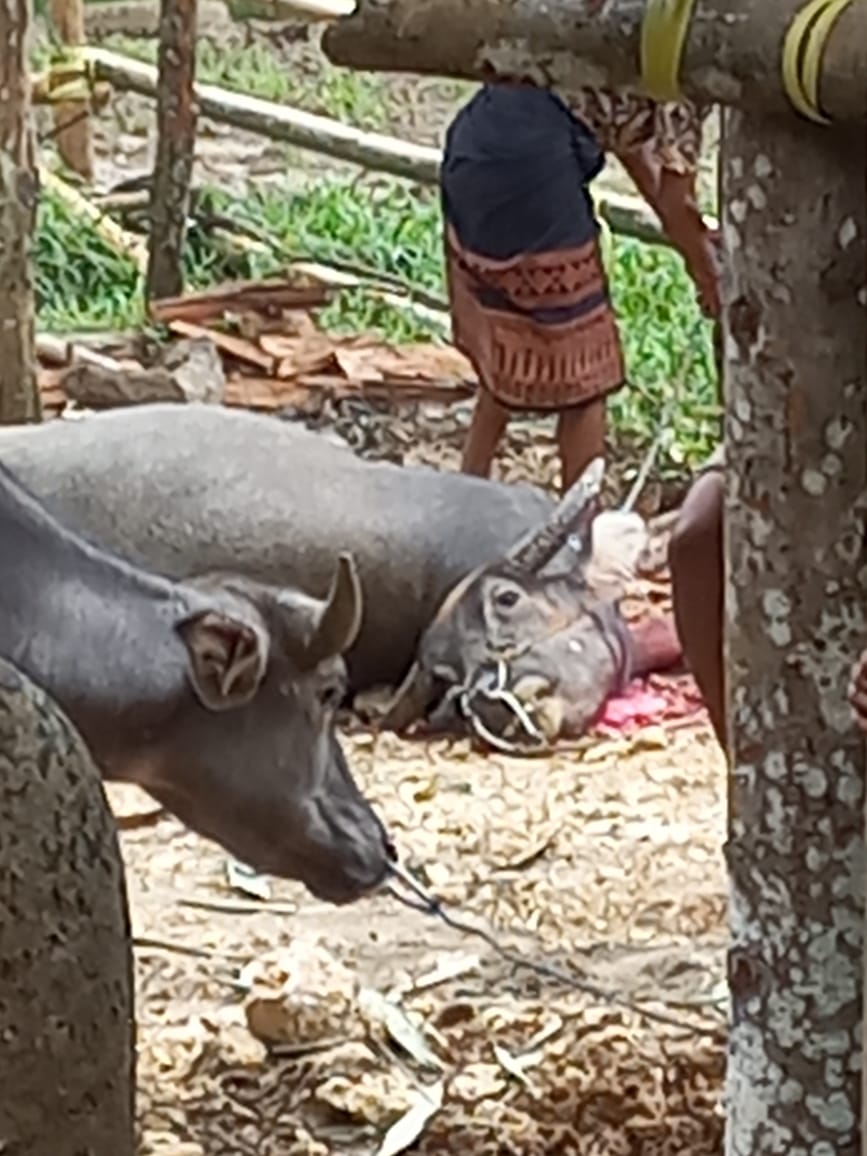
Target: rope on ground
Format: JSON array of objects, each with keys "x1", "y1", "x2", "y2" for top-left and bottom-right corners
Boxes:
[
  {"x1": 782, "y1": 0, "x2": 853, "y2": 124},
  {"x1": 640, "y1": 0, "x2": 696, "y2": 101},
  {"x1": 385, "y1": 863, "x2": 727, "y2": 1040}
]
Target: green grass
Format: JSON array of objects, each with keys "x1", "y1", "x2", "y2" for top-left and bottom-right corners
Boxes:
[{"x1": 35, "y1": 176, "x2": 719, "y2": 468}]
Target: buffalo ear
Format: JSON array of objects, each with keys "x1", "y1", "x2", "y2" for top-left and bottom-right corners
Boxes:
[{"x1": 177, "y1": 610, "x2": 269, "y2": 711}]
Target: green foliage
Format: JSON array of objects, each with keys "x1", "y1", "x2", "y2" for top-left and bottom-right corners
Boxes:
[{"x1": 35, "y1": 193, "x2": 143, "y2": 331}]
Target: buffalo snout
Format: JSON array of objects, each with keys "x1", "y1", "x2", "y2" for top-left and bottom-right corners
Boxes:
[
  {"x1": 145, "y1": 729, "x2": 393, "y2": 905},
  {"x1": 297, "y1": 739, "x2": 393, "y2": 904}
]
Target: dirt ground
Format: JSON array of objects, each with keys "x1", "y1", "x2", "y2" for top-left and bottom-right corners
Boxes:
[{"x1": 111, "y1": 709, "x2": 728, "y2": 1156}]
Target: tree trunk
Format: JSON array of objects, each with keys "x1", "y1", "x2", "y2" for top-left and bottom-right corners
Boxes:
[
  {"x1": 0, "y1": 658, "x2": 135, "y2": 1154},
  {"x1": 0, "y1": 0, "x2": 41, "y2": 426},
  {"x1": 49, "y1": 0, "x2": 95, "y2": 181},
  {"x1": 322, "y1": 0, "x2": 866, "y2": 126},
  {"x1": 146, "y1": 0, "x2": 198, "y2": 303},
  {"x1": 722, "y1": 111, "x2": 867, "y2": 1153},
  {"x1": 863, "y1": 122, "x2": 867, "y2": 1156}
]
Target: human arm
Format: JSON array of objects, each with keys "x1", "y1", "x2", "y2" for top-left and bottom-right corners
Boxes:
[
  {"x1": 656, "y1": 167, "x2": 721, "y2": 319},
  {"x1": 564, "y1": 89, "x2": 721, "y2": 318},
  {"x1": 616, "y1": 144, "x2": 720, "y2": 318},
  {"x1": 617, "y1": 103, "x2": 721, "y2": 319}
]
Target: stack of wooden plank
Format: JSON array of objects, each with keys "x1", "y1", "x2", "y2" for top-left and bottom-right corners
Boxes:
[{"x1": 37, "y1": 277, "x2": 476, "y2": 417}]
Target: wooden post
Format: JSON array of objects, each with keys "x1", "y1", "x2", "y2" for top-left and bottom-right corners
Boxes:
[
  {"x1": 0, "y1": 0, "x2": 40, "y2": 425},
  {"x1": 49, "y1": 0, "x2": 94, "y2": 181},
  {"x1": 0, "y1": 660, "x2": 135, "y2": 1154},
  {"x1": 722, "y1": 110, "x2": 867, "y2": 1151},
  {"x1": 146, "y1": 0, "x2": 198, "y2": 303}
]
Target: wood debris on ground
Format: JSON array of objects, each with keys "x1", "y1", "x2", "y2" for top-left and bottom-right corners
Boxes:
[{"x1": 36, "y1": 275, "x2": 476, "y2": 418}]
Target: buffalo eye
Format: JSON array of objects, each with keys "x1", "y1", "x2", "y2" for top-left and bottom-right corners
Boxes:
[{"x1": 493, "y1": 586, "x2": 521, "y2": 610}]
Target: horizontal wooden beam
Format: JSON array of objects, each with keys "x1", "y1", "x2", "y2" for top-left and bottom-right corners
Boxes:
[
  {"x1": 323, "y1": 0, "x2": 867, "y2": 126},
  {"x1": 88, "y1": 48, "x2": 443, "y2": 186}
]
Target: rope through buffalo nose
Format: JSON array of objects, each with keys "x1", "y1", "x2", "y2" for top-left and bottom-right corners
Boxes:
[{"x1": 459, "y1": 659, "x2": 549, "y2": 754}]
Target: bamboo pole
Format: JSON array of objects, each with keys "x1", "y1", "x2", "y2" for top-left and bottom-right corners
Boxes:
[
  {"x1": 49, "y1": 0, "x2": 94, "y2": 180},
  {"x1": 93, "y1": 178, "x2": 703, "y2": 249},
  {"x1": 88, "y1": 47, "x2": 445, "y2": 186},
  {"x1": 40, "y1": 167, "x2": 149, "y2": 272},
  {"x1": 227, "y1": 0, "x2": 354, "y2": 19}
]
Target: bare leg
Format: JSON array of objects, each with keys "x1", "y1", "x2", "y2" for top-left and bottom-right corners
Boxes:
[
  {"x1": 461, "y1": 389, "x2": 510, "y2": 478},
  {"x1": 668, "y1": 469, "x2": 725, "y2": 747},
  {"x1": 556, "y1": 399, "x2": 606, "y2": 494}
]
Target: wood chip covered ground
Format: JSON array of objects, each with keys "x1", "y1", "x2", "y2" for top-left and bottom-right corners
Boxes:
[
  {"x1": 80, "y1": 372, "x2": 728, "y2": 1152},
  {"x1": 118, "y1": 715, "x2": 727, "y2": 1155},
  {"x1": 37, "y1": 277, "x2": 475, "y2": 417}
]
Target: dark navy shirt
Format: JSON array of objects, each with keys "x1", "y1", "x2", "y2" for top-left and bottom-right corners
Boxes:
[{"x1": 440, "y1": 84, "x2": 606, "y2": 261}]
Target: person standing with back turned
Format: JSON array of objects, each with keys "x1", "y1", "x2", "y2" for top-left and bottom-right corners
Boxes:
[{"x1": 440, "y1": 81, "x2": 720, "y2": 494}]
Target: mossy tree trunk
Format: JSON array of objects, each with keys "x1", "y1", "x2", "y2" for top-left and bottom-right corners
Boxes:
[
  {"x1": 722, "y1": 112, "x2": 867, "y2": 1153},
  {"x1": 0, "y1": 658, "x2": 135, "y2": 1154},
  {"x1": 323, "y1": 0, "x2": 866, "y2": 125}
]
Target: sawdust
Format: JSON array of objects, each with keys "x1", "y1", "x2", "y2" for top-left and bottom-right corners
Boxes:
[{"x1": 116, "y1": 716, "x2": 728, "y2": 1155}]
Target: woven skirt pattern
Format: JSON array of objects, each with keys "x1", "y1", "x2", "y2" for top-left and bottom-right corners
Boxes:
[{"x1": 445, "y1": 225, "x2": 625, "y2": 412}]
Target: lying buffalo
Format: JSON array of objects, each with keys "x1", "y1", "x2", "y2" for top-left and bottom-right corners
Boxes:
[
  {"x1": 0, "y1": 457, "x2": 391, "y2": 903},
  {"x1": 0, "y1": 404, "x2": 649, "y2": 748}
]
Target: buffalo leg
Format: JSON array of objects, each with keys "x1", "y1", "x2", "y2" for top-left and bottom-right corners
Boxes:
[{"x1": 669, "y1": 467, "x2": 726, "y2": 746}]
